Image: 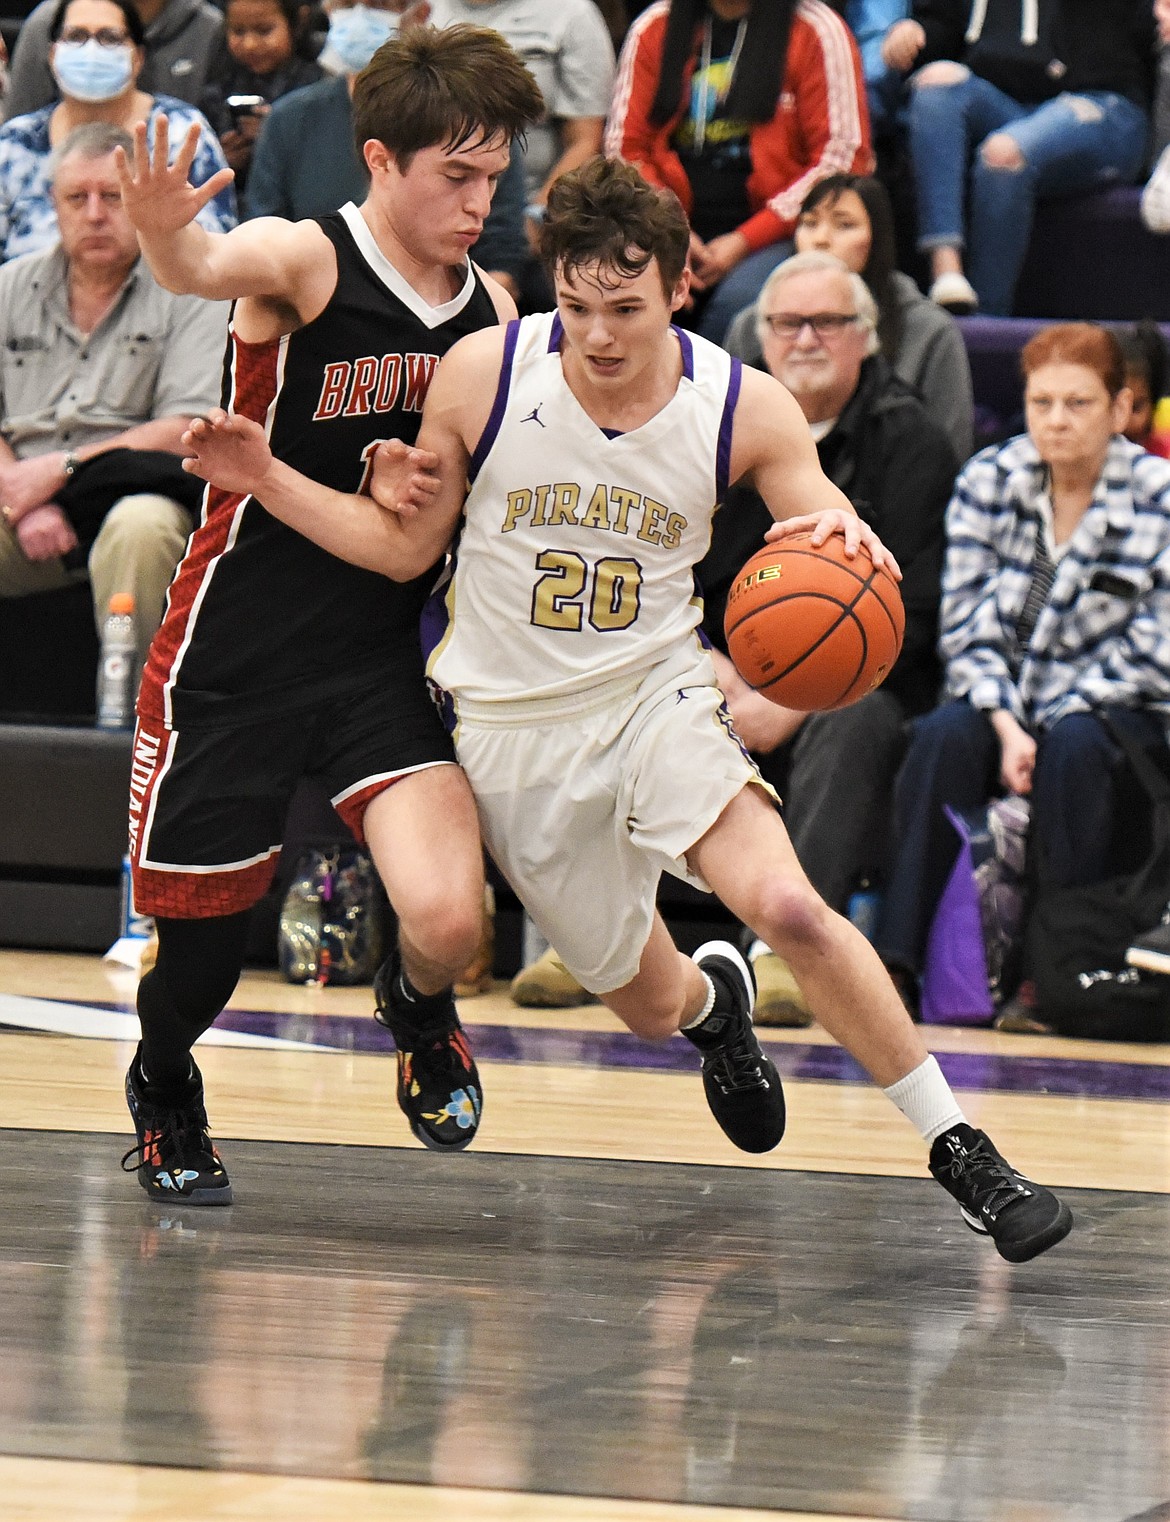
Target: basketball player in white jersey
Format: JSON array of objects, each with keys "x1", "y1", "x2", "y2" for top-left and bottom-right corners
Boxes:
[{"x1": 181, "y1": 157, "x2": 1071, "y2": 1261}]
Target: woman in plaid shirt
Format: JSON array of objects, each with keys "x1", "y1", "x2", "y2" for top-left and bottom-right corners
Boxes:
[{"x1": 878, "y1": 322, "x2": 1170, "y2": 1013}]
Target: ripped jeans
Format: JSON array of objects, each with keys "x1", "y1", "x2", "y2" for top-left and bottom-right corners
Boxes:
[{"x1": 907, "y1": 67, "x2": 1148, "y2": 314}]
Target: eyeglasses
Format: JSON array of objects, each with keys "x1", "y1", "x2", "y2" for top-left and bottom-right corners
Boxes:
[
  {"x1": 58, "y1": 27, "x2": 131, "y2": 47},
  {"x1": 762, "y1": 312, "x2": 859, "y2": 339}
]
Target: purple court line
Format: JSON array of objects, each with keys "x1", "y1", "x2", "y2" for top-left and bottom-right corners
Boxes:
[{"x1": 205, "y1": 1007, "x2": 1170, "y2": 1103}]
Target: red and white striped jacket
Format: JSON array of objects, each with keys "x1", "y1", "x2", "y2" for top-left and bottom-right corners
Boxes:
[{"x1": 605, "y1": 0, "x2": 873, "y2": 251}]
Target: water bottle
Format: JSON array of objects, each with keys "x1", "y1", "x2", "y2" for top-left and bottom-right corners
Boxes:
[
  {"x1": 96, "y1": 592, "x2": 137, "y2": 729},
  {"x1": 847, "y1": 878, "x2": 882, "y2": 943}
]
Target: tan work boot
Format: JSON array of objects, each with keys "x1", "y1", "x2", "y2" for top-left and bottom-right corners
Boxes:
[
  {"x1": 509, "y1": 947, "x2": 597, "y2": 1008},
  {"x1": 752, "y1": 952, "x2": 814, "y2": 1028}
]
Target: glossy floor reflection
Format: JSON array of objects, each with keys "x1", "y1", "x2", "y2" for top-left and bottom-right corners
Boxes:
[{"x1": 1, "y1": 1130, "x2": 1167, "y2": 1522}]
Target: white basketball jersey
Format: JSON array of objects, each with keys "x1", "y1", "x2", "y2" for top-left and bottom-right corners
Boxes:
[{"x1": 427, "y1": 311, "x2": 743, "y2": 709}]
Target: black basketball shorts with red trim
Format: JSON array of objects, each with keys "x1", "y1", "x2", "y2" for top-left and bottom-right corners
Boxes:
[{"x1": 129, "y1": 674, "x2": 455, "y2": 919}]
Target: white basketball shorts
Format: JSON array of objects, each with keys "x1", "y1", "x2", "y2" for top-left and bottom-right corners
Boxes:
[{"x1": 453, "y1": 646, "x2": 776, "y2": 993}]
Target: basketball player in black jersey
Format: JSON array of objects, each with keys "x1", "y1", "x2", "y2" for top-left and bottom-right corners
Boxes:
[{"x1": 111, "y1": 25, "x2": 543, "y2": 1204}]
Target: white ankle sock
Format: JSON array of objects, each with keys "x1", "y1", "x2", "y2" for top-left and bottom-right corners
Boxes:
[
  {"x1": 681, "y1": 972, "x2": 717, "y2": 1030},
  {"x1": 883, "y1": 1055, "x2": 966, "y2": 1144}
]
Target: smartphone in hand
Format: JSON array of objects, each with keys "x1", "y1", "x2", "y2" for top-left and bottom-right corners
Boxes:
[{"x1": 226, "y1": 94, "x2": 266, "y2": 127}]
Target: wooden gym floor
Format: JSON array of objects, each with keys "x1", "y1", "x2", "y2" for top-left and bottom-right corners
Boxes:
[{"x1": 0, "y1": 947, "x2": 1167, "y2": 1522}]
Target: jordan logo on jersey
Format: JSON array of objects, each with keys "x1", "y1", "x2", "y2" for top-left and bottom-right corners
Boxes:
[
  {"x1": 521, "y1": 404, "x2": 546, "y2": 427},
  {"x1": 312, "y1": 353, "x2": 438, "y2": 421}
]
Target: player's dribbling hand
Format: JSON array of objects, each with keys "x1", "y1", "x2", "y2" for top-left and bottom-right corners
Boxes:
[
  {"x1": 114, "y1": 118, "x2": 235, "y2": 237},
  {"x1": 370, "y1": 439, "x2": 441, "y2": 519},
  {"x1": 181, "y1": 409, "x2": 273, "y2": 494},
  {"x1": 766, "y1": 509, "x2": 902, "y2": 578}
]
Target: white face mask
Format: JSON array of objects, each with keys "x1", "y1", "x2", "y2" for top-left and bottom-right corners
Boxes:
[
  {"x1": 326, "y1": 5, "x2": 399, "y2": 76},
  {"x1": 52, "y1": 38, "x2": 135, "y2": 102}
]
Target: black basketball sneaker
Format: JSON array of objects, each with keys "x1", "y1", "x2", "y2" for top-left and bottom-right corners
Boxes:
[
  {"x1": 373, "y1": 951, "x2": 482, "y2": 1151},
  {"x1": 930, "y1": 1123, "x2": 1072, "y2": 1262},
  {"x1": 121, "y1": 1046, "x2": 233, "y2": 1205},
  {"x1": 684, "y1": 941, "x2": 786, "y2": 1153}
]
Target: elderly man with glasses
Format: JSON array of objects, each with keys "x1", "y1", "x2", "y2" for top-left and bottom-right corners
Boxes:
[{"x1": 697, "y1": 248, "x2": 960, "y2": 1024}]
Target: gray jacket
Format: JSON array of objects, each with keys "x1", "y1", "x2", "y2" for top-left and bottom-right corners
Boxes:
[{"x1": 5, "y1": 0, "x2": 224, "y2": 121}]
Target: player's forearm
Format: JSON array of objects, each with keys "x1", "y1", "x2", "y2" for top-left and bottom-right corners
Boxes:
[
  {"x1": 249, "y1": 456, "x2": 440, "y2": 579},
  {"x1": 136, "y1": 222, "x2": 225, "y2": 299}
]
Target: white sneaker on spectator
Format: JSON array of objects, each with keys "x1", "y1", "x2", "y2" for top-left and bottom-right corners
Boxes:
[
  {"x1": 1126, "y1": 920, "x2": 1170, "y2": 976},
  {"x1": 928, "y1": 272, "x2": 979, "y2": 313}
]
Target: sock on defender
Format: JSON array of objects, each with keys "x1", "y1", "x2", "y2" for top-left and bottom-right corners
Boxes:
[
  {"x1": 392, "y1": 959, "x2": 457, "y2": 1027},
  {"x1": 884, "y1": 1055, "x2": 966, "y2": 1145}
]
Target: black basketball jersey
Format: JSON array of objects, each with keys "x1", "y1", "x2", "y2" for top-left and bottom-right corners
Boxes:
[{"x1": 140, "y1": 204, "x2": 499, "y2": 730}]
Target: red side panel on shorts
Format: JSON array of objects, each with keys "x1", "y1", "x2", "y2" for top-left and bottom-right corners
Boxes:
[
  {"x1": 333, "y1": 775, "x2": 404, "y2": 843},
  {"x1": 137, "y1": 332, "x2": 285, "y2": 726},
  {"x1": 133, "y1": 855, "x2": 279, "y2": 919}
]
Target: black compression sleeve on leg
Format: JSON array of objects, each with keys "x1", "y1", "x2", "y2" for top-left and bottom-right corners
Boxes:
[{"x1": 137, "y1": 911, "x2": 253, "y2": 1091}]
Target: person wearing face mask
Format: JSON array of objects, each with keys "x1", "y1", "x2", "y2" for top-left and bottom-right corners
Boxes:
[
  {"x1": 4, "y1": 0, "x2": 224, "y2": 122},
  {"x1": 0, "y1": 0, "x2": 235, "y2": 262},
  {"x1": 245, "y1": 2, "x2": 529, "y2": 297}
]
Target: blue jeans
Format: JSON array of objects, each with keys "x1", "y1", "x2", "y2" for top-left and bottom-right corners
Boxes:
[
  {"x1": 877, "y1": 700, "x2": 1170, "y2": 973},
  {"x1": 696, "y1": 240, "x2": 793, "y2": 345},
  {"x1": 907, "y1": 68, "x2": 1148, "y2": 314}
]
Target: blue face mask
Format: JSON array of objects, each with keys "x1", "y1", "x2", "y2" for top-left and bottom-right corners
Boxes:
[
  {"x1": 327, "y1": 5, "x2": 399, "y2": 76},
  {"x1": 51, "y1": 38, "x2": 135, "y2": 102}
]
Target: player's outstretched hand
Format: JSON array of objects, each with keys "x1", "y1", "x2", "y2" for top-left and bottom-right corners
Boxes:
[
  {"x1": 766, "y1": 509, "x2": 902, "y2": 579},
  {"x1": 370, "y1": 439, "x2": 441, "y2": 519},
  {"x1": 114, "y1": 118, "x2": 234, "y2": 237},
  {"x1": 182, "y1": 410, "x2": 272, "y2": 495}
]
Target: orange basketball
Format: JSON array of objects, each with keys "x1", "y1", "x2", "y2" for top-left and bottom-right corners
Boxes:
[{"x1": 723, "y1": 533, "x2": 905, "y2": 711}]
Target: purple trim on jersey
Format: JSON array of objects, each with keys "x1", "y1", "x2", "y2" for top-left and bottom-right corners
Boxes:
[
  {"x1": 468, "y1": 319, "x2": 520, "y2": 484},
  {"x1": 547, "y1": 313, "x2": 564, "y2": 353},
  {"x1": 672, "y1": 324, "x2": 695, "y2": 381},
  {"x1": 716, "y1": 357, "x2": 743, "y2": 500},
  {"x1": 601, "y1": 427, "x2": 624, "y2": 440},
  {"x1": 419, "y1": 585, "x2": 457, "y2": 733}
]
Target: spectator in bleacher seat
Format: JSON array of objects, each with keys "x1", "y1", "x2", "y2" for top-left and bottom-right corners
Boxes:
[
  {"x1": 512, "y1": 252, "x2": 956, "y2": 1021},
  {"x1": 605, "y1": 0, "x2": 872, "y2": 343},
  {"x1": 198, "y1": 0, "x2": 324, "y2": 196},
  {"x1": 1118, "y1": 320, "x2": 1170, "y2": 458},
  {"x1": 0, "y1": 0, "x2": 235, "y2": 262},
  {"x1": 1142, "y1": 0, "x2": 1170, "y2": 231},
  {"x1": 877, "y1": 323, "x2": 1170, "y2": 1021},
  {"x1": 725, "y1": 173, "x2": 973, "y2": 460},
  {"x1": 5, "y1": 0, "x2": 223, "y2": 122},
  {"x1": 0, "y1": 124, "x2": 228, "y2": 676},
  {"x1": 883, "y1": 0, "x2": 1155, "y2": 316},
  {"x1": 245, "y1": 8, "x2": 529, "y2": 298}
]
